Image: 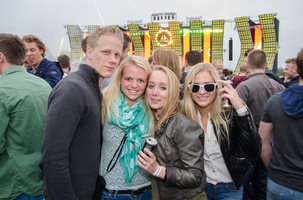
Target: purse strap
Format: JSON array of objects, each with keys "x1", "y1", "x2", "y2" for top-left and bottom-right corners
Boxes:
[{"x1": 103, "y1": 134, "x2": 127, "y2": 177}]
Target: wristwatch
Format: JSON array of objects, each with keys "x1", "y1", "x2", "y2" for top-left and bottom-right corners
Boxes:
[{"x1": 236, "y1": 106, "x2": 248, "y2": 115}]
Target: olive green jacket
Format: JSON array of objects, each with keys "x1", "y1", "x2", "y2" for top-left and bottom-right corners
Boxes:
[{"x1": 153, "y1": 112, "x2": 207, "y2": 200}]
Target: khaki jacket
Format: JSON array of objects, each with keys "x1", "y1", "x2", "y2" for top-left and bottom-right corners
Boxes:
[{"x1": 153, "y1": 112, "x2": 207, "y2": 200}]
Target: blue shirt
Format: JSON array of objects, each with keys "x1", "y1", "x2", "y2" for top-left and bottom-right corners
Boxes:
[{"x1": 29, "y1": 58, "x2": 63, "y2": 88}]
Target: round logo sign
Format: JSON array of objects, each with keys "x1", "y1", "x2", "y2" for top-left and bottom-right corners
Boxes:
[{"x1": 155, "y1": 30, "x2": 173, "y2": 46}]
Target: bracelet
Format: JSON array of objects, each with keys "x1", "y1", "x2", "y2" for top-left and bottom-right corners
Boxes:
[
  {"x1": 236, "y1": 106, "x2": 248, "y2": 115},
  {"x1": 153, "y1": 165, "x2": 162, "y2": 177}
]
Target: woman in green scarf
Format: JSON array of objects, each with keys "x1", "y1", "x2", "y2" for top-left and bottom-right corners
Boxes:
[{"x1": 100, "y1": 55, "x2": 153, "y2": 200}]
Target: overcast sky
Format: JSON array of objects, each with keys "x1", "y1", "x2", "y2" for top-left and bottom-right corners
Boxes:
[{"x1": 2, "y1": 0, "x2": 303, "y2": 70}]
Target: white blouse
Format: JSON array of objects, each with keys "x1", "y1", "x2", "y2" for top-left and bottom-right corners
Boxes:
[{"x1": 198, "y1": 112, "x2": 233, "y2": 185}]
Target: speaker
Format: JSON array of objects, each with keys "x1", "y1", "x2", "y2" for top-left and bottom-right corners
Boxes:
[{"x1": 229, "y1": 38, "x2": 233, "y2": 61}]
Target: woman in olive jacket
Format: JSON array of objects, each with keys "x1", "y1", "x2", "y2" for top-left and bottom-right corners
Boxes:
[
  {"x1": 137, "y1": 66, "x2": 207, "y2": 200},
  {"x1": 181, "y1": 63, "x2": 261, "y2": 199}
]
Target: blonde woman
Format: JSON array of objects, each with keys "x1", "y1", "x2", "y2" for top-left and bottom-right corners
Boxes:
[
  {"x1": 150, "y1": 49, "x2": 181, "y2": 80},
  {"x1": 181, "y1": 63, "x2": 261, "y2": 199},
  {"x1": 137, "y1": 66, "x2": 207, "y2": 200},
  {"x1": 100, "y1": 56, "x2": 153, "y2": 200}
]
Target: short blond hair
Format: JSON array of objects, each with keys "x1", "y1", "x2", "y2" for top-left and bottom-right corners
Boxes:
[
  {"x1": 87, "y1": 26, "x2": 124, "y2": 50},
  {"x1": 285, "y1": 57, "x2": 297, "y2": 65}
]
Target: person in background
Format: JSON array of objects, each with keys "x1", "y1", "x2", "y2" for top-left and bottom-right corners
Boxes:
[
  {"x1": 138, "y1": 65, "x2": 207, "y2": 200},
  {"x1": 229, "y1": 72, "x2": 236, "y2": 80},
  {"x1": 181, "y1": 63, "x2": 261, "y2": 199},
  {"x1": 222, "y1": 68, "x2": 231, "y2": 81},
  {"x1": 22, "y1": 60, "x2": 33, "y2": 72},
  {"x1": 70, "y1": 36, "x2": 88, "y2": 72},
  {"x1": 237, "y1": 49, "x2": 285, "y2": 200},
  {"x1": 245, "y1": 48, "x2": 284, "y2": 85},
  {"x1": 259, "y1": 48, "x2": 303, "y2": 199},
  {"x1": 284, "y1": 57, "x2": 299, "y2": 88},
  {"x1": 100, "y1": 33, "x2": 132, "y2": 91},
  {"x1": 0, "y1": 33, "x2": 52, "y2": 200},
  {"x1": 150, "y1": 49, "x2": 181, "y2": 80},
  {"x1": 100, "y1": 55, "x2": 153, "y2": 200},
  {"x1": 57, "y1": 54, "x2": 71, "y2": 78},
  {"x1": 232, "y1": 64, "x2": 247, "y2": 88},
  {"x1": 180, "y1": 51, "x2": 202, "y2": 84},
  {"x1": 212, "y1": 60, "x2": 224, "y2": 79},
  {"x1": 148, "y1": 55, "x2": 153, "y2": 66},
  {"x1": 39, "y1": 26, "x2": 123, "y2": 200},
  {"x1": 22, "y1": 35, "x2": 63, "y2": 88}
]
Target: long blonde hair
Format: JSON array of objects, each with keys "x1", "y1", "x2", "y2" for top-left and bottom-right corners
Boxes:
[
  {"x1": 145, "y1": 65, "x2": 180, "y2": 131},
  {"x1": 102, "y1": 55, "x2": 153, "y2": 130},
  {"x1": 153, "y1": 49, "x2": 181, "y2": 80},
  {"x1": 181, "y1": 63, "x2": 230, "y2": 142}
]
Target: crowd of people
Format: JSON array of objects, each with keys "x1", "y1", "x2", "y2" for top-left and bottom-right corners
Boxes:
[{"x1": 0, "y1": 26, "x2": 302, "y2": 200}]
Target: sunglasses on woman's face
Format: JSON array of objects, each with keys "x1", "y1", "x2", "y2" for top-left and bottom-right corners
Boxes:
[{"x1": 188, "y1": 83, "x2": 218, "y2": 93}]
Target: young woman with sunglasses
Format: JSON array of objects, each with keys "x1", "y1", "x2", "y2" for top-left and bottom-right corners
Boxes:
[
  {"x1": 181, "y1": 63, "x2": 261, "y2": 199},
  {"x1": 100, "y1": 56, "x2": 153, "y2": 200},
  {"x1": 137, "y1": 66, "x2": 207, "y2": 200}
]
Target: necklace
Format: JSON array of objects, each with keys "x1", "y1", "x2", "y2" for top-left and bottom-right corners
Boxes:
[{"x1": 155, "y1": 112, "x2": 160, "y2": 121}]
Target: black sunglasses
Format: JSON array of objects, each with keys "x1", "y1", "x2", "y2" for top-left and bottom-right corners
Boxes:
[{"x1": 188, "y1": 83, "x2": 218, "y2": 93}]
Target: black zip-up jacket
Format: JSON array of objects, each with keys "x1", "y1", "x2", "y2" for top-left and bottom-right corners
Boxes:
[{"x1": 214, "y1": 109, "x2": 261, "y2": 190}]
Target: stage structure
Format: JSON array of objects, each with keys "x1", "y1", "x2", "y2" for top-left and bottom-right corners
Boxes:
[{"x1": 65, "y1": 12, "x2": 279, "y2": 73}]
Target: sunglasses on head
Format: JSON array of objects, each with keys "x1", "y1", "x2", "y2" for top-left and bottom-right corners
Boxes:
[{"x1": 188, "y1": 83, "x2": 218, "y2": 93}]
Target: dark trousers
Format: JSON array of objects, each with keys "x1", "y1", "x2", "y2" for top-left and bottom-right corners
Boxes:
[{"x1": 243, "y1": 157, "x2": 267, "y2": 200}]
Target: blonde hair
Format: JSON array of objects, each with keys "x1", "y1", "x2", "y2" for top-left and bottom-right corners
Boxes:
[
  {"x1": 153, "y1": 49, "x2": 181, "y2": 80},
  {"x1": 181, "y1": 63, "x2": 230, "y2": 142},
  {"x1": 102, "y1": 56, "x2": 153, "y2": 130},
  {"x1": 285, "y1": 57, "x2": 297, "y2": 64},
  {"x1": 146, "y1": 65, "x2": 180, "y2": 130},
  {"x1": 87, "y1": 26, "x2": 123, "y2": 50}
]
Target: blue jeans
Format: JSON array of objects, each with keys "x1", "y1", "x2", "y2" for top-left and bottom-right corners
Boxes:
[
  {"x1": 206, "y1": 182, "x2": 243, "y2": 200},
  {"x1": 14, "y1": 194, "x2": 43, "y2": 200},
  {"x1": 101, "y1": 189, "x2": 151, "y2": 200},
  {"x1": 267, "y1": 178, "x2": 303, "y2": 200}
]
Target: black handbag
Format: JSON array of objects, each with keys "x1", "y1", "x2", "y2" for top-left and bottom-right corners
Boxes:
[{"x1": 92, "y1": 134, "x2": 127, "y2": 199}]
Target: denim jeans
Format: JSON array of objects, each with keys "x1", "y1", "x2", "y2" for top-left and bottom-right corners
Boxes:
[
  {"x1": 206, "y1": 182, "x2": 243, "y2": 200},
  {"x1": 267, "y1": 178, "x2": 303, "y2": 200},
  {"x1": 14, "y1": 194, "x2": 43, "y2": 200},
  {"x1": 101, "y1": 189, "x2": 151, "y2": 200}
]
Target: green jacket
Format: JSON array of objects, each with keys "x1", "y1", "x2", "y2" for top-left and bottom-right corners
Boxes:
[{"x1": 0, "y1": 66, "x2": 52, "y2": 199}]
